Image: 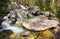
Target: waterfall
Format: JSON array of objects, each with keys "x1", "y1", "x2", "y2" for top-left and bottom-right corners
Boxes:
[
  {"x1": 0, "y1": 10, "x2": 25, "y2": 34},
  {"x1": 0, "y1": 5, "x2": 28, "y2": 34},
  {"x1": 1, "y1": 19, "x2": 24, "y2": 34}
]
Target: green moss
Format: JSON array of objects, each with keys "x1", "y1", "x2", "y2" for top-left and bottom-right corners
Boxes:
[{"x1": 28, "y1": 30, "x2": 54, "y2": 39}]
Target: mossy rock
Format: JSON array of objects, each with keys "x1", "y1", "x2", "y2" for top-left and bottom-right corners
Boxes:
[{"x1": 28, "y1": 30, "x2": 55, "y2": 39}]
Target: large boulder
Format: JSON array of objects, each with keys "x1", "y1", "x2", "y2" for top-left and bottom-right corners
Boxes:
[{"x1": 23, "y1": 15, "x2": 59, "y2": 31}]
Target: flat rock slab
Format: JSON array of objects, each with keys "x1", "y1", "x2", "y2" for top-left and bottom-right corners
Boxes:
[{"x1": 23, "y1": 16, "x2": 59, "y2": 31}]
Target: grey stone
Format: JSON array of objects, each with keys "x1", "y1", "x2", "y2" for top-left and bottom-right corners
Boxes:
[{"x1": 23, "y1": 16, "x2": 59, "y2": 31}]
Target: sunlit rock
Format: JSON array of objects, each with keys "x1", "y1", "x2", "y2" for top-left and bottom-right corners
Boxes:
[{"x1": 23, "y1": 16, "x2": 59, "y2": 31}]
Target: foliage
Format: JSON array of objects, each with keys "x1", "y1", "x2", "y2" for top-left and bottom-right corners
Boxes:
[
  {"x1": 9, "y1": 34, "x2": 16, "y2": 39},
  {"x1": 28, "y1": 34, "x2": 35, "y2": 39},
  {"x1": 0, "y1": 0, "x2": 10, "y2": 17},
  {"x1": 36, "y1": 0, "x2": 44, "y2": 11},
  {"x1": 28, "y1": 30, "x2": 54, "y2": 39},
  {"x1": 43, "y1": 0, "x2": 51, "y2": 11},
  {"x1": 36, "y1": 30, "x2": 54, "y2": 39},
  {"x1": 56, "y1": 7, "x2": 60, "y2": 22}
]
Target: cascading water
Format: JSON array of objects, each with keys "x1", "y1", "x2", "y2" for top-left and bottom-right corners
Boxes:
[
  {"x1": 0, "y1": 9, "x2": 26, "y2": 34},
  {"x1": 1, "y1": 20, "x2": 24, "y2": 34},
  {"x1": 0, "y1": 4, "x2": 30, "y2": 36}
]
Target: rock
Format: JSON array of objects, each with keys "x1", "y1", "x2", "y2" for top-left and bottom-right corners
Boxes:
[
  {"x1": 22, "y1": 31, "x2": 31, "y2": 36},
  {"x1": 15, "y1": 9, "x2": 28, "y2": 21},
  {"x1": 28, "y1": 6, "x2": 40, "y2": 16},
  {"x1": 19, "y1": 5, "x2": 27, "y2": 10},
  {"x1": 23, "y1": 16, "x2": 59, "y2": 31}
]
